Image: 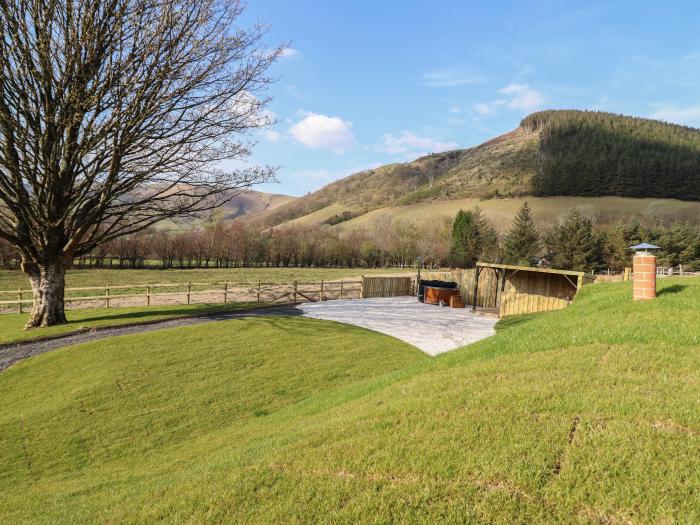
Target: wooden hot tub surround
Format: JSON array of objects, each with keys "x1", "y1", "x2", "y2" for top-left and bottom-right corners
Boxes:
[{"x1": 423, "y1": 286, "x2": 461, "y2": 305}]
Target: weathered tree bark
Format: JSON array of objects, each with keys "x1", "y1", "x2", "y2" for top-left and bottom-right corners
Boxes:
[{"x1": 22, "y1": 260, "x2": 68, "y2": 328}]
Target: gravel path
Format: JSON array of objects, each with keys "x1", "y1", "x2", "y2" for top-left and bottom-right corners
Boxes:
[
  {"x1": 298, "y1": 297, "x2": 497, "y2": 356},
  {"x1": 0, "y1": 305, "x2": 300, "y2": 372}
]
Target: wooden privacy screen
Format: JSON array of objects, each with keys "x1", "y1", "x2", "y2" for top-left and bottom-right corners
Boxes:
[
  {"x1": 360, "y1": 276, "x2": 413, "y2": 298},
  {"x1": 498, "y1": 271, "x2": 576, "y2": 316}
]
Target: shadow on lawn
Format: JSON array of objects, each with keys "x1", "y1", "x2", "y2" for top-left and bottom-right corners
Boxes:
[
  {"x1": 494, "y1": 312, "x2": 542, "y2": 332},
  {"x1": 657, "y1": 284, "x2": 687, "y2": 296},
  {"x1": 65, "y1": 303, "x2": 262, "y2": 324}
]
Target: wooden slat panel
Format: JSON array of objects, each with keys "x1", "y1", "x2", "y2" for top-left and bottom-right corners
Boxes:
[{"x1": 360, "y1": 276, "x2": 412, "y2": 298}]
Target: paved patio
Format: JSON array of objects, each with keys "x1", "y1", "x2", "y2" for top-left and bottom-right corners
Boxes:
[{"x1": 297, "y1": 296, "x2": 497, "y2": 356}]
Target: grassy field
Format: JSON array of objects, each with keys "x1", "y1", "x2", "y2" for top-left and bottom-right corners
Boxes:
[
  {"x1": 0, "y1": 301, "x2": 274, "y2": 345},
  {"x1": 279, "y1": 196, "x2": 700, "y2": 232},
  {"x1": 0, "y1": 267, "x2": 408, "y2": 291},
  {"x1": 1, "y1": 278, "x2": 699, "y2": 522}
]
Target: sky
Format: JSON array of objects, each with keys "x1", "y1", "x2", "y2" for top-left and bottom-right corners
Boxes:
[{"x1": 232, "y1": 0, "x2": 700, "y2": 197}]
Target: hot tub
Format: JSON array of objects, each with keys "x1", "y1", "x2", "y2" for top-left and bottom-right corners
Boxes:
[
  {"x1": 418, "y1": 280, "x2": 460, "y2": 305},
  {"x1": 423, "y1": 285, "x2": 461, "y2": 305}
]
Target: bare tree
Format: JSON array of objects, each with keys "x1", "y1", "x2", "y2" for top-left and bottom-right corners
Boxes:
[{"x1": 0, "y1": 0, "x2": 281, "y2": 326}]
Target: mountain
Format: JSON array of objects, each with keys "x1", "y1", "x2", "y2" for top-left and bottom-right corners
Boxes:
[
  {"x1": 253, "y1": 110, "x2": 700, "y2": 231},
  {"x1": 218, "y1": 189, "x2": 295, "y2": 220}
]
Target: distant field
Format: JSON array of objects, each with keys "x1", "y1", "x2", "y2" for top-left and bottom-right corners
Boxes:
[
  {"x1": 0, "y1": 267, "x2": 410, "y2": 291},
  {"x1": 1, "y1": 278, "x2": 699, "y2": 522},
  {"x1": 277, "y1": 196, "x2": 700, "y2": 231}
]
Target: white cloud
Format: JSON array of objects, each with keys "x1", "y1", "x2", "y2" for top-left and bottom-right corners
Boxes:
[
  {"x1": 498, "y1": 84, "x2": 545, "y2": 111},
  {"x1": 422, "y1": 69, "x2": 485, "y2": 87},
  {"x1": 280, "y1": 47, "x2": 300, "y2": 58},
  {"x1": 377, "y1": 131, "x2": 458, "y2": 157},
  {"x1": 473, "y1": 83, "x2": 544, "y2": 117},
  {"x1": 473, "y1": 102, "x2": 492, "y2": 116},
  {"x1": 290, "y1": 112, "x2": 356, "y2": 153},
  {"x1": 649, "y1": 105, "x2": 700, "y2": 127},
  {"x1": 449, "y1": 105, "x2": 462, "y2": 114}
]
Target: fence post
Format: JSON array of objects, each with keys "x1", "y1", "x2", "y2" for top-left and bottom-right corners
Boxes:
[
  {"x1": 18, "y1": 288, "x2": 22, "y2": 314},
  {"x1": 293, "y1": 280, "x2": 297, "y2": 303},
  {"x1": 224, "y1": 280, "x2": 228, "y2": 303},
  {"x1": 106, "y1": 284, "x2": 110, "y2": 308},
  {"x1": 360, "y1": 276, "x2": 365, "y2": 298},
  {"x1": 320, "y1": 280, "x2": 324, "y2": 301},
  {"x1": 187, "y1": 281, "x2": 191, "y2": 304},
  {"x1": 340, "y1": 280, "x2": 344, "y2": 300},
  {"x1": 257, "y1": 280, "x2": 261, "y2": 302},
  {"x1": 146, "y1": 282, "x2": 151, "y2": 306}
]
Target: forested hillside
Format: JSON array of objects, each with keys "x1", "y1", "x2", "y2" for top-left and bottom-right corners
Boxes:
[
  {"x1": 256, "y1": 110, "x2": 700, "y2": 231},
  {"x1": 525, "y1": 110, "x2": 700, "y2": 199}
]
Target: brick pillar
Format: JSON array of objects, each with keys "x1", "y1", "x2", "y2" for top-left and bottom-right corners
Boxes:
[{"x1": 633, "y1": 254, "x2": 656, "y2": 300}]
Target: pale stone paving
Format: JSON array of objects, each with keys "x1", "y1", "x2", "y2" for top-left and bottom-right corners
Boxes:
[{"x1": 298, "y1": 297, "x2": 497, "y2": 356}]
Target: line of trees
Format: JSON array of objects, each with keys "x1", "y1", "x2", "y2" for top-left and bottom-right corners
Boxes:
[
  {"x1": 450, "y1": 203, "x2": 700, "y2": 272},
  {"x1": 2, "y1": 204, "x2": 700, "y2": 274},
  {"x1": 0, "y1": 217, "x2": 453, "y2": 271}
]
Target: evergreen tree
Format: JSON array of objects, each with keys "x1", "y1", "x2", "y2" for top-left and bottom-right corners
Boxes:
[
  {"x1": 503, "y1": 202, "x2": 540, "y2": 265},
  {"x1": 654, "y1": 223, "x2": 700, "y2": 268},
  {"x1": 448, "y1": 207, "x2": 498, "y2": 267},
  {"x1": 601, "y1": 217, "x2": 643, "y2": 271},
  {"x1": 472, "y1": 206, "x2": 500, "y2": 262},
  {"x1": 544, "y1": 210, "x2": 601, "y2": 271},
  {"x1": 449, "y1": 210, "x2": 478, "y2": 268}
]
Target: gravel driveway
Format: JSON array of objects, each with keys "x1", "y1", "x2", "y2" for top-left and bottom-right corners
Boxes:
[{"x1": 298, "y1": 297, "x2": 497, "y2": 355}]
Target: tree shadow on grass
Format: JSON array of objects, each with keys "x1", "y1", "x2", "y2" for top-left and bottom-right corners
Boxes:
[
  {"x1": 494, "y1": 312, "x2": 543, "y2": 332},
  {"x1": 66, "y1": 302, "x2": 265, "y2": 324},
  {"x1": 657, "y1": 284, "x2": 687, "y2": 296}
]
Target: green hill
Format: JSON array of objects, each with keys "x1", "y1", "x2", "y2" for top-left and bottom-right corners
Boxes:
[
  {"x1": 2, "y1": 279, "x2": 700, "y2": 523},
  {"x1": 256, "y1": 110, "x2": 700, "y2": 230}
]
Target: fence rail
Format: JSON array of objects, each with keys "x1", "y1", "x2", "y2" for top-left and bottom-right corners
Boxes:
[{"x1": 0, "y1": 279, "x2": 363, "y2": 314}]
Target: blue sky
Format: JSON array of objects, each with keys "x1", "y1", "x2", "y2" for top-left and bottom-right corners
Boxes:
[{"x1": 234, "y1": 1, "x2": 700, "y2": 196}]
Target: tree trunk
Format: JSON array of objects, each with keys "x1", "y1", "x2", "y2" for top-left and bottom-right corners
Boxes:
[{"x1": 23, "y1": 261, "x2": 68, "y2": 328}]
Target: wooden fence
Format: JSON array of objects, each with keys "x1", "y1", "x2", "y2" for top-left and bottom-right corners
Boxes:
[
  {"x1": 360, "y1": 276, "x2": 413, "y2": 298},
  {"x1": 0, "y1": 279, "x2": 362, "y2": 314}
]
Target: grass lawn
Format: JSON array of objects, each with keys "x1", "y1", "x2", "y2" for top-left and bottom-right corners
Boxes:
[
  {"x1": 1, "y1": 278, "x2": 699, "y2": 523},
  {"x1": 0, "y1": 301, "x2": 275, "y2": 346},
  {"x1": 0, "y1": 267, "x2": 410, "y2": 291}
]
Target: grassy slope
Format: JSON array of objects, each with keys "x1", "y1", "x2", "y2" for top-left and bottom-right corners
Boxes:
[
  {"x1": 0, "y1": 301, "x2": 272, "y2": 345},
  {"x1": 0, "y1": 267, "x2": 408, "y2": 291},
  {"x1": 255, "y1": 128, "x2": 537, "y2": 229},
  {"x1": 2, "y1": 278, "x2": 700, "y2": 523},
  {"x1": 325, "y1": 195, "x2": 700, "y2": 232}
]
